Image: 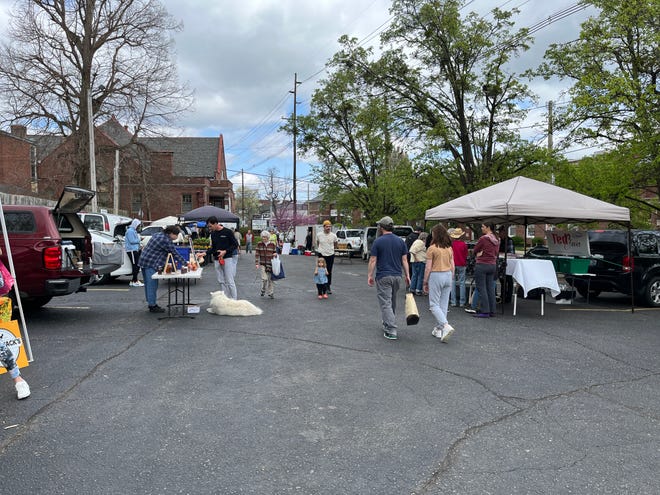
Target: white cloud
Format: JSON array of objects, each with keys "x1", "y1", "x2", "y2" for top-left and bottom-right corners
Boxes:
[{"x1": 0, "y1": 0, "x2": 601, "y2": 172}]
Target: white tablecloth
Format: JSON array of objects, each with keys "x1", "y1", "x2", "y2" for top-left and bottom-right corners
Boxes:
[{"x1": 505, "y1": 259, "x2": 560, "y2": 298}]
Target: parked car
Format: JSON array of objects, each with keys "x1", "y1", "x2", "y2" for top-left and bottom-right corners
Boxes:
[
  {"x1": 361, "y1": 225, "x2": 414, "y2": 260},
  {"x1": 361, "y1": 227, "x2": 378, "y2": 260},
  {"x1": 89, "y1": 230, "x2": 132, "y2": 284},
  {"x1": 564, "y1": 230, "x2": 660, "y2": 307},
  {"x1": 79, "y1": 212, "x2": 132, "y2": 236},
  {"x1": 139, "y1": 225, "x2": 165, "y2": 248},
  {"x1": 0, "y1": 186, "x2": 96, "y2": 309},
  {"x1": 335, "y1": 229, "x2": 364, "y2": 258}
]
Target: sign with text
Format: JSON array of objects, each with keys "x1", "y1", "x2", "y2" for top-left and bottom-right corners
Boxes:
[
  {"x1": 0, "y1": 320, "x2": 29, "y2": 374},
  {"x1": 546, "y1": 230, "x2": 591, "y2": 257}
]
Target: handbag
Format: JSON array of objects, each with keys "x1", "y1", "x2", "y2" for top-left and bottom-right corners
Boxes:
[
  {"x1": 271, "y1": 257, "x2": 285, "y2": 280},
  {"x1": 271, "y1": 255, "x2": 281, "y2": 276},
  {"x1": 405, "y1": 292, "x2": 419, "y2": 325}
]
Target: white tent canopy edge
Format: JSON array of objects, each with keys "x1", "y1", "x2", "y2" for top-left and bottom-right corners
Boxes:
[{"x1": 425, "y1": 176, "x2": 630, "y2": 225}]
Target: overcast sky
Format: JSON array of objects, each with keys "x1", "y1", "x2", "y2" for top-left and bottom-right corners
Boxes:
[{"x1": 0, "y1": 0, "x2": 598, "y2": 197}]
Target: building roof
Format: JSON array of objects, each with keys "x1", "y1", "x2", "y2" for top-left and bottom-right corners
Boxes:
[{"x1": 139, "y1": 136, "x2": 219, "y2": 177}]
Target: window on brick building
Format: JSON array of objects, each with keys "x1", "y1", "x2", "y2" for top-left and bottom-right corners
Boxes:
[
  {"x1": 182, "y1": 194, "x2": 192, "y2": 213},
  {"x1": 131, "y1": 193, "x2": 142, "y2": 215}
]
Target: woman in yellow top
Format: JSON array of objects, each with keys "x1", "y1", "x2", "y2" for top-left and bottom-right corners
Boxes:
[{"x1": 423, "y1": 224, "x2": 455, "y2": 342}]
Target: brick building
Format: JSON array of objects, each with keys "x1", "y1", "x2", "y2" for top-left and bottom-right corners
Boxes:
[
  {"x1": 0, "y1": 125, "x2": 37, "y2": 195},
  {"x1": 0, "y1": 118, "x2": 234, "y2": 221}
]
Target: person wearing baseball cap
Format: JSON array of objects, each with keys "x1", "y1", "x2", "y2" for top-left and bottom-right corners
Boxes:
[{"x1": 367, "y1": 216, "x2": 410, "y2": 340}]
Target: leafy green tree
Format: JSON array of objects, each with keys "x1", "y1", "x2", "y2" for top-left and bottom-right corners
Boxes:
[
  {"x1": 370, "y1": 0, "x2": 539, "y2": 194},
  {"x1": 556, "y1": 149, "x2": 654, "y2": 228},
  {"x1": 535, "y1": 0, "x2": 660, "y2": 193},
  {"x1": 291, "y1": 40, "x2": 406, "y2": 223}
]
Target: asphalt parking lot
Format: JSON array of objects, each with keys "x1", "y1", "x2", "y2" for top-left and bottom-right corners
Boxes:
[{"x1": 1, "y1": 253, "x2": 659, "y2": 494}]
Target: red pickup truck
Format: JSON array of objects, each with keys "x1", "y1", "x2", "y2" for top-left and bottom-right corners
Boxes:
[{"x1": 1, "y1": 186, "x2": 97, "y2": 309}]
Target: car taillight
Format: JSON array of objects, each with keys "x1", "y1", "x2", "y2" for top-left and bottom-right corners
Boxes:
[
  {"x1": 104, "y1": 220, "x2": 110, "y2": 231},
  {"x1": 44, "y1": 246, "x2": 62, "y2": 270},
  {"x1": 622, "y1": 255, "x2": 633, "y2": 272}
]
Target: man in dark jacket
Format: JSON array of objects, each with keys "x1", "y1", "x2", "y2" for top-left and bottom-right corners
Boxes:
[{"x1": 207, "y1": 216, "x2": 239, "y2": 299}]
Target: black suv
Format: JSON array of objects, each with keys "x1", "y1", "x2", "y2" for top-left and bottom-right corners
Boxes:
[{"x1": 564, "y1": 230, "x2": 660, "y2": 307}]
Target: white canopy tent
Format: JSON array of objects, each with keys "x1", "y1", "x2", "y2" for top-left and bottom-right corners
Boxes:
[
  {"x1": 425, "y1": 176, "x2": 633, "y2": 311},
  {"x1": 150, "y1": 215, "x2": 180, "y2": 227},
  {"x1": 425, "y1": 176, "x2": 630, "y2": 225}
]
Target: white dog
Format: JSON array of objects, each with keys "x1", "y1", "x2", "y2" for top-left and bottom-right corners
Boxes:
[{"x1": 207, "y1": 290, "x2": 263, "y2": 316}]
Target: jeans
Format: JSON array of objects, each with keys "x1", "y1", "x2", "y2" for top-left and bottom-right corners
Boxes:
[
  {"x1": 410, "y1": 262, "x2": 425, "y2": 293},
  {"x1": 376, "y1": 275, "x2": 401, "y2": 332},
  {"x1": 474, "y1": 263, "x2": 497, "y2": 314},
  {"x1": 451, "y1": 266, "x2": 467, "y2": 306},
  {"x1": 428, "y1": 271, "x2": 452, "y2": 328},
  {"x1": 215, "y1": 257, "x2": 237, "y2": 299},
  {"x1": 142, "y1": 267, "x2": 158, "y2": 307}
]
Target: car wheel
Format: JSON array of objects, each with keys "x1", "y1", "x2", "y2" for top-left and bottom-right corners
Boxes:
[
  {"x1": 90, "y1": 273, "x2": 111, "y2": 285},
  {"x1": 644, "y1": 276, "x2": 660, "y2": 307}
]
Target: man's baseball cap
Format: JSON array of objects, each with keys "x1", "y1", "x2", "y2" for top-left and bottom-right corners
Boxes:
[{"x1": 377, "y1": 216, "x2": 394, "y2": 228}]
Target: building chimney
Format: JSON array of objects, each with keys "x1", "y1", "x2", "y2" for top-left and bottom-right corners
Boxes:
[{"x1": 10, "y1": 125, "x2": 27, "y2": 139}]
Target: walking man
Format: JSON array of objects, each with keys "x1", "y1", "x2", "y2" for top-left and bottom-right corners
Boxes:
[{"x1": 367, "y1": 216, "x2": 410, "y2": 340}]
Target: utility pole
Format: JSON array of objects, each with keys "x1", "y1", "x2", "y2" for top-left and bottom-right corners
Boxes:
[
  {"x1": 290, "y1": 73, "x2": 301, "y2": 227},
  {"x1": 88, "y1": 89, "x2": 98, "y2": 211},
  {"x1": 241, "y1": 168, "x2": 245, "y2": 227},
  {"x1": 548, "y1": 101, "x2": 554, "y2": 184}
]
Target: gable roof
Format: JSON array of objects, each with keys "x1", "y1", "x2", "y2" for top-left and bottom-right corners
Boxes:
[{"x1": 425, "y1": 176, "x2": 630, "y2": 225}]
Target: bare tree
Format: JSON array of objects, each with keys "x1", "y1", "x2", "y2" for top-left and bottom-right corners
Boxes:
[
  {"x1": 260, "y1": 167, "x2": 294, "y2": 228},
  {"x1": 0, "y1": 0, "x2": 193, "y2": 186}
]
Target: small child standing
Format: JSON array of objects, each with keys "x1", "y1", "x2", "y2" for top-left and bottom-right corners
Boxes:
[{"x1": 314, "y1": 258, "x2": 330, "y2": 299}]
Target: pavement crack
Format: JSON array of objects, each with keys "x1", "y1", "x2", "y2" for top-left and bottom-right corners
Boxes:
[{"x1": 0, "y1": 322, "x2": 164, "y2": 455}]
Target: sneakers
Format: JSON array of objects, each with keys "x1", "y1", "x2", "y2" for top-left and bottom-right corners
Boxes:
[
  {"x1": 464, "y1": 307, "x2": 477, "y2": 314},
  {"x1": 441, "y1": 324, "x2": 455, "y2": 343},
  {"x1": 15, "y1": 380, "x2": 30, "y2": 400},
  {"x1": 431, "y1": 326, "x2": 444, "y2": 339},
  {"x1": 327, "y1": 288, "x2": 332, "y2": 294},
  {"x1": 149, "y1": 305, "x2": 165, "y2": 313},
  {"x1": 322, "y1": 294, "x2": 328, "y2": 299},
  {"x1": 318, "y1": 295, "x2": 323, "y2": 299},
  {"x1": 268, "y1": 294, "x2": 274, "y2": 299},
  {"x1": 129, "y1": 281, "x2": 144, "y2": 287},
  {"x1": 383, "y1": 329, "x2": 398, "y2": 340},
  {"x1": 260, "y1": 290, "x2": 265, "y2": 297}
]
